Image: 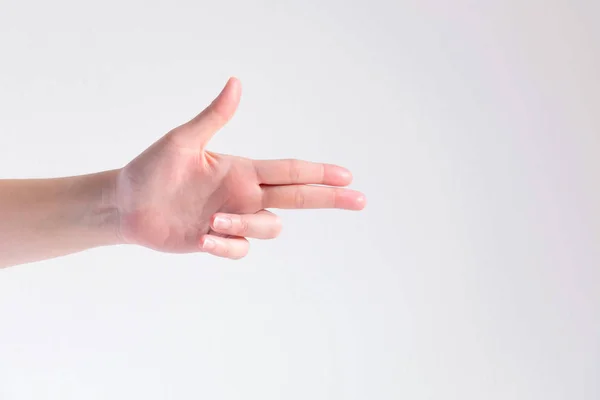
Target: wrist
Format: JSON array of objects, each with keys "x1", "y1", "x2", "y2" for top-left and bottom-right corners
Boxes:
[{"x1": 75, "y1": 168, "x2": 125, "y2": 247}]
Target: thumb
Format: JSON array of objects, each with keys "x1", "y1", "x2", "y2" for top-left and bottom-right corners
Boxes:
[{"x1": 173, "y1": 77, "x2": 242, "y2": 148}]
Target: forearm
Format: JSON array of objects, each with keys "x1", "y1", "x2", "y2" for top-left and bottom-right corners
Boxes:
[{"x1": 0, "y1": 169, "x2": 123, "y2": 268}]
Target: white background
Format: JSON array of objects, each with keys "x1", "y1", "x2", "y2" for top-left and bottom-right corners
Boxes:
[{"x1": 1, "y1": 0, "x2": 599, "y2": 399}]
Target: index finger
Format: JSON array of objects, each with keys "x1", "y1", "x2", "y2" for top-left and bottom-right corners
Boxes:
[{"x1": 253, "y1": 159, "x2": 353, "y2": 186}]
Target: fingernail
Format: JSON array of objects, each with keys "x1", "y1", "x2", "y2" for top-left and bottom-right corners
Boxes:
[
  {"x1": 213, "y1": 216, "x2": 232, "y2": 230},
  {"x1": 202, "y1": 237, "x2": 216, "y2": 250}
]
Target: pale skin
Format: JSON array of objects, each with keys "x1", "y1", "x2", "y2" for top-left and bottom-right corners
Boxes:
[{"x1": 0, "y1": 78, "x2": 366, "y2": 268}]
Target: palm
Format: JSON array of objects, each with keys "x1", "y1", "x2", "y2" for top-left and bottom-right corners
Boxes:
[
  {"x1": 117, "y1": 144, "x2": 262, "y2": 252},
  {"x1": 114, "y1": 78, "x2": 365, "y2": 256}
]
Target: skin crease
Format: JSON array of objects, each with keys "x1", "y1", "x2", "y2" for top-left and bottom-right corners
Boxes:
[
  {"x1": 0, "y1": 77, "x2": 365, "y2": 267},
  {"x1": 114, "y1": 77, "x2": 366, "y2": 258}
]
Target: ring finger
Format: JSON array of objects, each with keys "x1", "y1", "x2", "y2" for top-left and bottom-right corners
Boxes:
[{"x1": 199, "y1": 235, "x2": 250, "y2": 260}]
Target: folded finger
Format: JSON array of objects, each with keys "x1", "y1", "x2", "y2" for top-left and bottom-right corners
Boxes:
[
  {"x1": 199, "y1": 235, "x2": 250, "y2": 260},
  {"x1": 210, "y1": 210, "x2": 282, "y2": 240}
]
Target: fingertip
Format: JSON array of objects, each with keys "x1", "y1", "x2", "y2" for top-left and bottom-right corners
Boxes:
[
  {"x1": 208, "y1": 78, "x2": 242, "y2": 124},
  {"x1": 272, "y1": 215, "x2": 284, "y2": 237},
  {"x1": 326, "y1": 164, "x2": 353, "y2": 186},
  {"x1": 226, "y1": 76, "x2": 242, "y2": 98},
  {"x1": 218, "y1": 77, "x2": 241, "y2": 101},
  {"x1": 355, "y1": 194, "x2": 367, "y2": 210},
  {"x1": 339, "y1": 168, "x2": 353, "y2": 185}
]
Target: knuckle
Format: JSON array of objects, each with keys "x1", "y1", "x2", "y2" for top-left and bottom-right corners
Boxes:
[
  {"x1": 162, "y1": 127, "x2": 196, "y2": 153},
  {"x1": 289, "y1": 159, "x2": 301, "y2": 184},
  {"x1": 237, "y1": 217, "x2": 250, "y2": 235},
  {"x1": 332, "y1": 188, "x2": 339, "y2": 208},
  {"x1": 294, "y1": 187, "x2": 306, "y2": 208},
  {"x1": 163, "y1": 128, "x2": 184, "y2": 148},
  {"x1": 219, "y1": 243, "x2": 230, "y2": 258},
  {"x1": 208, "y1": 102, "x2": 230, "y2": 125}
]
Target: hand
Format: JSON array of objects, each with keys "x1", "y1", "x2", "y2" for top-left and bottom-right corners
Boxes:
[{"x1": 114, "y1": 78, "x2": 366, "y2": 259}]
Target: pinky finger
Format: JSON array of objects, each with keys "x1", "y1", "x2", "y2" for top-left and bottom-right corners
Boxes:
[{"x1": 199, "y1": 235, "x2": 250, "y2": 260}]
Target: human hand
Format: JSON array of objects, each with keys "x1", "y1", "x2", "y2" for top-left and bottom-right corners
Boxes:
[{"x1": 114, "y1": 78, "x2": 366, "y2": 259}]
